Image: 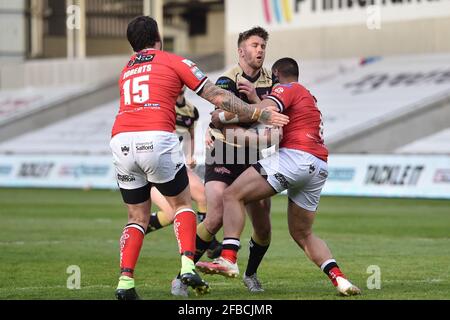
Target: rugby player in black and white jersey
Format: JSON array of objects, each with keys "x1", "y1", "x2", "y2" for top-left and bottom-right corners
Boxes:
[{"x1": 195, "y1": 27, "x2": 278, "y2": 293}]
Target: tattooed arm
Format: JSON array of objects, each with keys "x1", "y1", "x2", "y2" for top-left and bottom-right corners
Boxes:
[{"x1": 199, "y1": 80, "x2": 289, "y2": 126}]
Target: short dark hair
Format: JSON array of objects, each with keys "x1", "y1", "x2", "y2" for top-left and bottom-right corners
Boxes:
[
  {"x1": 272, "y1": 58, "x2": 299, "y2": 79},
  {"x1": 237, "y1": 26, "x2": 269, "y2": 47},
  {"x1": 127, "y1": 16, "x2": 161, "y2": 52}
]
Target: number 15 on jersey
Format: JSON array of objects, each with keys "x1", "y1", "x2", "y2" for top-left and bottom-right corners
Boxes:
[{"x1": 123, "y1": 75, "x2": 150, "y2": 105}]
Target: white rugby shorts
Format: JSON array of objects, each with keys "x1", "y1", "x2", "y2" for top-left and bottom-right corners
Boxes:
[
  {"x1": 257, "y1": 148, "x2": 328, "y2": 211},
  {"x1": 110, "y1": 131, "x2": 185, "y2": 189}
]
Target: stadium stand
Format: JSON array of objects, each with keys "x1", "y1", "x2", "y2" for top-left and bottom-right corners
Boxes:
[
  {"x1": 0, "y1": 85, "x2": 89, "y2": 123},
  {"x1": 395, "y1": 128, "x2": 450, "y2": 154},
  {"x1": 0, "y1": 58, "x2": 362, "y2": 159},
  {"x1": 312, "y1": 53, "x2": 450, "y2": 153},
  {"x1": 1, "y1": 53, "x2": 449, "y2": 157}
]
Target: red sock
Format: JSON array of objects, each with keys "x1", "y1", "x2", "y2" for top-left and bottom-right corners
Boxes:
[
  {"x1": 221, "y1": 249, "x2": 238, "y2": 264},
  {"x1": 327, "y1": 267, "x2": 346, "y2": 287},
  {"x1": 173, "y1": 209, "x2": 197, "y2": 259},
  {"x1": 119, "y1": 224, "x2": 145, "y2": 277}
]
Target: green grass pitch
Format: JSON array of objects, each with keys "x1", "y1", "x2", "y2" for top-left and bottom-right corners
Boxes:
[{"x1": 0, "y1": 188, "x2": 449, "y2": 300}]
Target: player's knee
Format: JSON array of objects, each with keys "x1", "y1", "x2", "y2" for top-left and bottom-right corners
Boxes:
[
  {"x1": 223, "y1": 185, "x2": 241, "y2": 202},
  {"x1": 254, "y1": 229, "x2": 271, "y2": 243},
  {"x1": 260, "y1": 199, "x2": 271, "y2": 213},
  {"x1": 289, "y1": 228, "x2": 311, "y2": 248},
  {"x1": 195, "y1": 194, "x2": 207, "y2": 209}
]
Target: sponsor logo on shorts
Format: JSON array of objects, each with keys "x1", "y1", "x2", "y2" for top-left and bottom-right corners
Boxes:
[
  {"x1": 117, "y1": 174, "x2": 136, "y2": 182},
  {"x1": 136, "y1": 142, "x2": 153, "y2": 153},
  {"x1": 121, "y1": 146, "x2": 130, "y2": 156},
  {"x1": 318, "y1": 169, "x2": 328, "y2": 179},
  {"x1": 274, "y1": 172, "x2": 289, "y2": 189},
  {"x1": 214, "y1": 166, "x2": 231, "y2": 175},
  {"x1": 309, "y1": 164, "x2": 316, "y2": 174},
  {"x1": 434, "y1": 169, "x2": 450, "y2": 183}
]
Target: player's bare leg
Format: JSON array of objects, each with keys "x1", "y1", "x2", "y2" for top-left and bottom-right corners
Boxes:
[
  {"x1": 163, "y1": 184, "x2": 210, "y2": 295},
  {"x1": 187, "y1": 169, "x2": 207, "y2": 218},
  {"x1": 146, "y1": 170, "x2": 209, "y2": 234},
  {"x1": 116, "y1": 198, "x2": 151, "y2": 300},
  {"x1": 244, "y1": 199, "x2": 271, "y2": 292},
  {"x1": 196, "y1": 167, "x2": 276, "y2": 277},
  {"x1": 287, "y1": 199, "x2": 361, "y2": 296},
  {"x1": 146, "y1": 187, "x2": 174, "y2": 233}
]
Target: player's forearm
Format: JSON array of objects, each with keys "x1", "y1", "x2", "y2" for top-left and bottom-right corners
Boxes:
[
  {"x1": 219, "y1": 110, "x2": 254, "y2": 124},
  {"x1": 200, "y1": 81, "x2": 270, "y2": 122},
  {"x1": 222, "y1": 126, "x2": 282, "y2": 149}
]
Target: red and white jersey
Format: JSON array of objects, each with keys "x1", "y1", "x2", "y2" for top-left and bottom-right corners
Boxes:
[
  {"x1": 112, "y1": 49, "x2": 208, "y2": 137},
  {"x1": 267, "y1": 82, "x2": 328, "y2": 162}
]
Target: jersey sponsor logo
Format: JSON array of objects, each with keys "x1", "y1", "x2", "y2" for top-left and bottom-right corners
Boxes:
[
  {"x1": 127, "y1": 53, "x2": 155, "y2": 67},
  {"x1": 214, "y1": 166, "x2": 232, "y2": 175},
  {"x1": 182, "y1": 59, "x2": 196, "y2": 67},
  {"x1": 176, "y1": 114, "x2": 195, "y2": 128},
  {"x1": 117, "y1": 174, "x2": 136, "y2": 182},
  {"x1": 143, "y1": 103, "x2": 160, "y2": 108},
  {"x1": 274, "y1": 172, "x2": 290, "y2": 189},
  {"x1": 216, "y1": 79, "x2": 230, "y2": 85},
  {"x1": 121, "y1": 146, "x2": 130, "y2": 156},
  {"x1": 190, "y1": 66, "x2": 205, "y2": 80},
  {"x1": 175, "y1": 162, "x2": 183, "y2": 170},
  {"x1": 274, "y1": 86, "x2": 285, "y2": 94},
  {"x1": 216, "y1": 83, "x2": 229, "y2": 89},
  {"x1": 136, "y1": 142, "x2": 153, "y2": 153},
  {"x1": 216, "y1": 79, "x2": 231, "y2": 89}
]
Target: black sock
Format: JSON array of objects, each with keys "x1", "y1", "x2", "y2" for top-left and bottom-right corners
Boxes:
[
  {"x1": 323, "y1": 261, "x2": 339, "y2": 276},
  {"x1": 245, "y1": 238, "x2": 270, "y2": 276},
  {"x1": 208, "y1": 236, "x2": 220, "y2": 249},
  {"x1": 145, "y1": 212, "x2": 163, "y2": 234},
  {"x1": 197, "y1": 211, "x2": 206, "y2": 223},
  {"x1": 194, "y1": 234, "x2": 212, "y2": 263}
]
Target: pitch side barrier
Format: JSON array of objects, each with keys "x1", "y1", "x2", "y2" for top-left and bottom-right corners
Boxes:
[{"x1": 0, "y1": 154, "x2": 449, "y2": 200}]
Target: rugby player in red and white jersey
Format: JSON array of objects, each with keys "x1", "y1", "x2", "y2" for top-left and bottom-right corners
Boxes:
[
  {"x1": 110, "y1": 16, "x2": 289, "y2": 300},
  {"x1": 196, "y1": 58, "x2": 361, "y2": 296}
]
